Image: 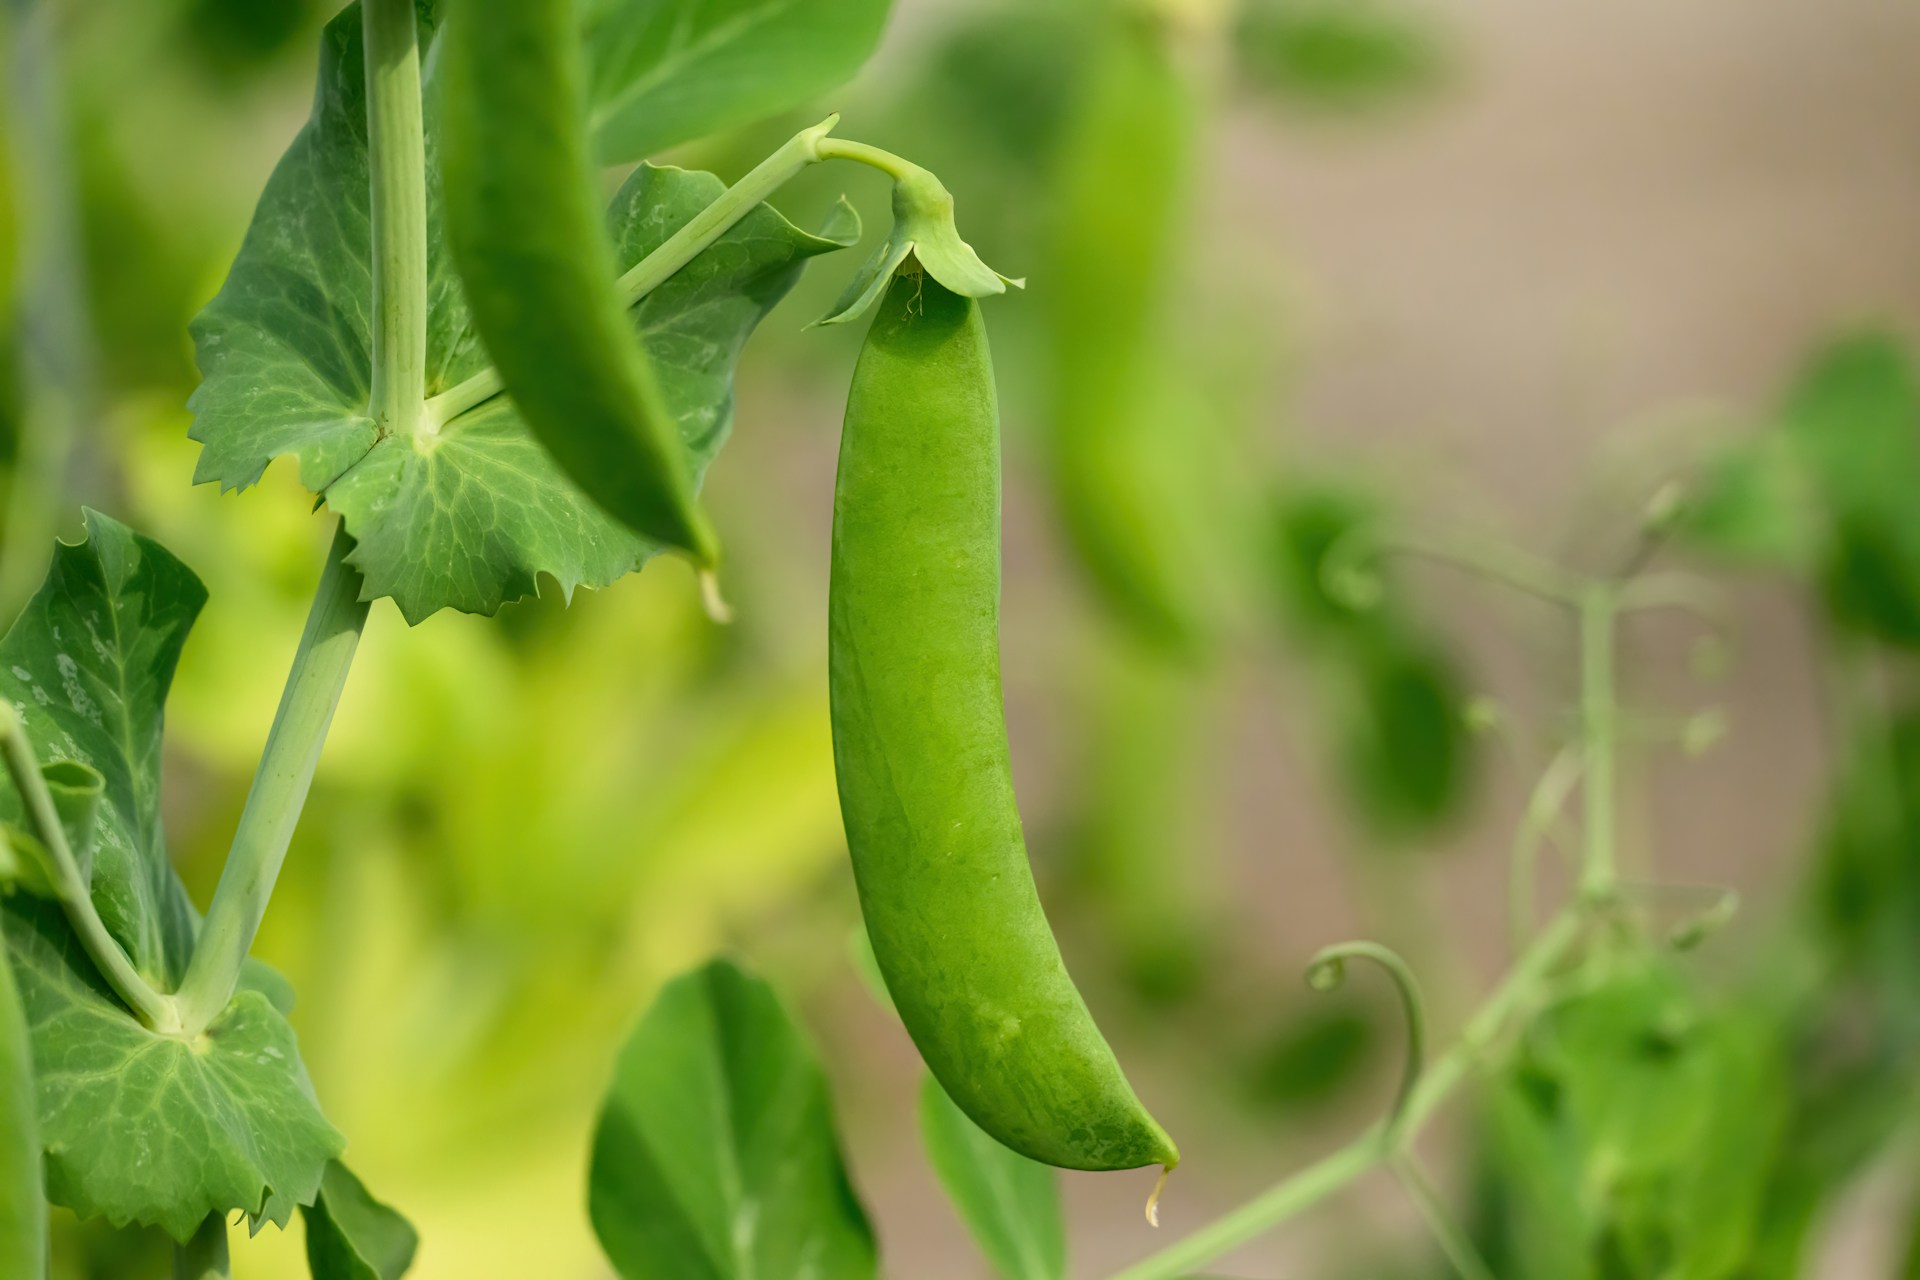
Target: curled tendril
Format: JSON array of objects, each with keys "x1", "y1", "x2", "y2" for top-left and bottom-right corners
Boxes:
[
  {"x1": 1317, "y1": 527, "x2": 1387, "y2": 613},
  {"x1": 1304, "y1": 941, "x2": 1427, "y2": 1143}
]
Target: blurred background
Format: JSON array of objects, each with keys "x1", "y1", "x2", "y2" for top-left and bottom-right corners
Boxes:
[{"x1": 5, "y1": 0, "x2": 1920, "y2": 1275}]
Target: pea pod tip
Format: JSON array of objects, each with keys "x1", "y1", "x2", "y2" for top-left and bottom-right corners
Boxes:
[{"x1": 1145, "y1": 1163, "x2": 1174, "y2": 1228}]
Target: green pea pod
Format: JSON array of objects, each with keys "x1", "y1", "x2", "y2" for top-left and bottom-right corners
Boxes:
[
  {"x1": 0, "y1": 932, "x2": 47, "y2": 1275},
  {"x1": 1045, "y1": 15, "x2": 1227, "y2": 656},
  {"x1": 442, "y1": 0, "x2": 719, "y2": 569},
  {"x1": 830, "y1": 268, "x2": 1178, "y2": 1175}
]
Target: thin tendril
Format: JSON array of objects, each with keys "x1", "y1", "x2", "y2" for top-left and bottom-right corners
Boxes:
[{"x1": 1304, "y1": 940, "x2": 1426, "y2": 1142}]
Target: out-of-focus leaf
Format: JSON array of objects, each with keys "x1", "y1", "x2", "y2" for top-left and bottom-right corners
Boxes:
[
  {"x1": 1235, "y1": 0, "x2": 1447, "y2": 113},
  {"x1": 588, "y1": 958, "x2": 875, "y2": 1280},
  {"x1": 1337, "y1": 630, "x2": 1474, "y2": 841},
  {"x1": 191, "y1": 4, "x2": 853, "y2": 621},
  {"x1": 1476, "y1": 1062, "x2": 1595, "y2": 1280},
  {"x1": 1, "y1": 759, "x2": 105, "y2": 899},
  {"x1": 1242, "y1": 1005, "x2": 1377, "y2": 1112},
  {"x1": 921, "y1": 1073, "x2": 1065, "y2": 1280},
  {"x1": 1781, "y1": 332, "x2": 1920, "y2": 647},
  {"x1": 1269, "y1": 485, "x2": 1379, "y2": 640},
  {"x1": 1673, "y1": 433, "x2": 1819, "y2": 570},
  {"x1": 303, "y1": 1160, "x2": 418, "y2": 1280},
  {"x1": 1267, "y1": 482, "x2": 1478, "y2": 845},
  {"x1": 0, "y1": 919, "x2": 46, "y2": 1279},
  {"x1": 0, "y1": 515, "x2": 341, "y2": 1242},
  {"x1": 1813, "y1": 705, "x2": 1920, "y2": 988},
  {"x1": 1477, "y1": 956, "x2": 1785, "y2": 1278},
  {"x1": 582, "y1": 0, "x2": 893, "y2": 164}
]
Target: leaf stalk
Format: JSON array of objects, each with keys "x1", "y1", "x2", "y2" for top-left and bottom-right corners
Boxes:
[
  {"x1": 0, "y1": 705, "x2": 179, "y2": 1033},
  {"x1": 173, "y1": 524, "x2": 368, "y2": 1037}
]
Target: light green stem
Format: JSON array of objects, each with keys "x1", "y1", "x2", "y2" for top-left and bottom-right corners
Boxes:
[
  {"x1": 362, "y1": 0, "x2": 428, "y2": 437},
  {"x1": 1305, "y1": 941, "x2": 1426, "y2": 1143},
  {"x1": 425, "y1": 114, "x2": 847, "y2": 429},
  {"x1": 0, "y1": 705, "x2": 178, "y2": 1032},
  {"x1": 1391, "y1": 1153, "x2": 1496, "y2": 1280},
  {"x1": 1510, "y1": 745, "x2": 1583, "y2": 953},
  {"x1": 812, "y1": 136, "x2": 924, "y2": 182},
  {"x1": 1579, "y1": 587, "x2": 1619, "y2": 900},
  {"x1": 1112, "y1": 910, "x2": 1583, "y2": 1280},
  {"x1": 173, "y1": 525, "x2": 369, "y2": 1036},
  {"x1": 1325, "y1": 525, "x2": 1586, "y2": 612},
  {"x1": 172, "y1": 1213, "x2": 229, "y2": 1280}
]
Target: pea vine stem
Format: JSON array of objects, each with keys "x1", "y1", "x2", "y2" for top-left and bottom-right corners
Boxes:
[
  {"x1": 174, "y1": 524, "x2": 368, "y2": 1036},
  {"x1": 0, "y1": 705, "x2": 178, "y2": 1032},
  {"x1": 1578, "y1": 585, "x2": 1620, "y2": 900},
  {"x1": 362, "y1": 0, "x2": 428, "y2": 438}
]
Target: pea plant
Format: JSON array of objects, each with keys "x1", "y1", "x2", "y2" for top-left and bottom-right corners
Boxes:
[{"x1": 0, "y1": 0, "x2": 1912, "y2": 1277}]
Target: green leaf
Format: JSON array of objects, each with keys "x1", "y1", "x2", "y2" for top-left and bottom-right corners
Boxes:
[
  {"x1": 1235, "y1": 0, "x2": 1447, "y2": 113},
  {"x1": 1336, "y1": 629, "x2": 1475, "y2": 842},
  {"x1": 588, "y1": 958, "x2": 875, "y2": 1280},
  {"x1": 920, "y1": 1074, "x2": 1065, "y2": 1280},
  {"x1": 1674, "y1": 433, "x2": 1819, "y2": 570},
  {"x1": 444, "y1": 0, "x2": 718, "y2": 568},
  {"x1": 2, "y1": 759, "x2": 107, "y2": 901},
  {"x1": 0, "y1": 511, "x2": 204, "y2": 986},
  {"x1": 582, "y1": 0, "x2": 893, "y2": 164},
  {"x1": 303, "y1": 1161, "x2": 418, "y2": 1280},
  {"x1": 0, "y1": 515, "x2": 342, "y2": 1242},
  {"x1": 1781, "y1": 331, "x2": 1920, "y2": 646},
  {"x1": 0, "y1": 919, "x2": 47, "y2": 1279},
  {"x1": 190, "y1": 4, "x2": 854, "y2": 622}
]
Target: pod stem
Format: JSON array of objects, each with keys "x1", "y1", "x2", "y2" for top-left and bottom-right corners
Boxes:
[
  {"x1": 0, "y1": 704, "x2": 178, "y2": 1033},
  {"x1": 426, "y1": 114, "x2": 846, "y2": 430}
]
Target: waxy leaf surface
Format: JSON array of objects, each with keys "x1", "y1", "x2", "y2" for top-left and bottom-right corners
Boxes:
[
  {"x1": 589, "y1": 958, "x2": 875, "y2": 1280},
  {"x1": 0, "y1": 514, "x2": 341, "y2": 1242},
  {"x1": 191, "y1": 3, "x2": 855, "y2": 622}
]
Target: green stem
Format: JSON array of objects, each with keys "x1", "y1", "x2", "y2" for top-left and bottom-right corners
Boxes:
[
  {"x1": 1510, "y1": 745, "x2": 1583, "y2": 954},
  {"x1": 1578, "y1": 586, "x2": 1619, "y2": 901},
  {"x1": 172, "y1": 1213, "x2": 229, "y2": 1280},
  {"x1": 425, "y1": 114, "x2": 847, "y2": 429},
  {"x1": 362, "y1": 0, "x2": 428, "y2": 437},
  {"x1": 812, "y1": 136, "x2": 924, "y2": 182},
  {"x1": 1326, "y1": 525, "x2": 1586, "y2": 613},
  {"x1": 1305, "y1": 941, "x2": 1426, "y2": 1142},
  {"x1": 1113, "y1": 910, "x2": 1584, "y2": 1280},
  {"x1": 1111, "y1": 1138, "x2": 1383, "y2": 1280},
  {"x1": 1391, "y1": 1153, "x2": 1495, "y2": 1280},
  {"x1": 173, "y1": 525, "x2": 369, "y2": 1036},
  {"x1": 0, "y1": 705, "x2": 178, "y2": 1032}
]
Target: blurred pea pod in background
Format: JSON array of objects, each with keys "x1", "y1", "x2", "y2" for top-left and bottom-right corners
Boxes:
[{"x1": 1041, "y1": 2, "x2": 1251, "y2": 661}]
